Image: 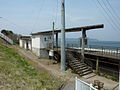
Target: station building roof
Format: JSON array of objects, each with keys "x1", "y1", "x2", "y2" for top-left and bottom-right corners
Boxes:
[
  {"x1": 31, "y1": 24, "x2": 104, "y2": 36},
  {"x1": 19, "y1": 36, "x2": 31, "y2": 40}
]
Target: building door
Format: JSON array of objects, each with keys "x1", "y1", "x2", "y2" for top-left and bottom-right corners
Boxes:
[{"x1": 26, "y1": 41, "x2": 29, "y2": 49}]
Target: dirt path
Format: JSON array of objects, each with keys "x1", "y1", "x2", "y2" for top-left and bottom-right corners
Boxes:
[
  {"x1": 13, "y1": 46, "x2": 79, "y2": 89},
  {"x1": 13, "y1": 45, "x2": 119, "y2": 90}
]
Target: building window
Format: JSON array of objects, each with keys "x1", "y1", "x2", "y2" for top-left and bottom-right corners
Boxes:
[
  {"x1": 44, "y1": 37, "x2": 47, "y2": 41},
  {"x1": 32, "y1": 36, "x2": 35, "y2": 39}
]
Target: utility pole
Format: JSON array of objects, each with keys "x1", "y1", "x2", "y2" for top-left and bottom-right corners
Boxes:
[
  {"x1": 96, "y1": 58, "x2": 99, "y2": 74},
  {"x1": 61, "y1": 0, "x2": 66, "y2": 71},
  {"x1": 118, "y1": 61, "x2": 120, "y2": 90},
  {"x1": 52, "y1": 22, "x2": 55, "y2": 61}
]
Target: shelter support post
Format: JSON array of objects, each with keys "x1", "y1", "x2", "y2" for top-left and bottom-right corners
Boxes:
[
  {"x1": 56, "y1": 33, "x2": 58, "y2": 50},
  {"x1": 81, "y1": 29, "x2": 86, "y2": 62},
  {"x1": 96, "y1": 58, "x2": 99, "y2": 74}
]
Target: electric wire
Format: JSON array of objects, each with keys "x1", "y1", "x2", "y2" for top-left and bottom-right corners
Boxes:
[
  {"x1": 54, "y1": 0, "x2": 59, "y2": 24},
  {"x1": 96, "y1": 0, "x2": 120, "y2": 31},
  {"x1": 101, "y1": 0, "x2": 120, "y2": 26},
  {"x1": 105, "y1": 0, "x2": 120, "y2": 21},
  {"x1": 51, "y1": 0, "x2": 60, "y2": 30},
  {"x1": 1, "y1": 17, "x2": 30, "y2": 33},
  {"x1": 30, "y1": 0, "x2": 45, "y2": 34},
  {"x1": 91, "y1": 0, "x2": 120, "y2": 34}
]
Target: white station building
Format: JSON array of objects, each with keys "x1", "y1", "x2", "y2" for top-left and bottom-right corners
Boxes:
[
  {"x1": 31, "y1": 32, "x2": 53, "y2": 58},
  {"x1": 29, "y1": 25, "x2": 104, "y2": 59},
  {"x1": 19, "y1": 36, "x2": 32, "y2": 50}
]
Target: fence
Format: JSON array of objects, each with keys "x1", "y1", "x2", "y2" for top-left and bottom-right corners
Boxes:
[
  {"x1": 0, "y1": 32, "x2": 13, "y2": 44},
  {"x1": 75, "y1": 77, "x2": 97, "y2": 90}
]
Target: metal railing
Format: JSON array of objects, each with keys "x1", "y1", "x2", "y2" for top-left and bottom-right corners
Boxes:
[
  {"x1": 67, "y1": 44, "x2": 120, "y2": 59},
  {"x1": 75, "y1": 77, "x2": 97, "y2": 90},
  {"x1": 86, "y1": 45, "x2": 120, "y2": 58},
  {"x1": 0, "y1": 32, "x2": 13, "y2": 44}
]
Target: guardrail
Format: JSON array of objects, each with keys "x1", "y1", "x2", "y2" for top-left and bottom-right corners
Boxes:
[
  {"x1": 75, "y1": 77, "x2": 97, "y2": 90},
  {"x1": 0, "y1": 32, "x2": 13, "y2": 44}
]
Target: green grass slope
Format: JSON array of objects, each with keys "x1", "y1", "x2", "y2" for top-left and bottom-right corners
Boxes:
[{"x1": 0, "y1": 40, "x2": 61, "y2": 90}]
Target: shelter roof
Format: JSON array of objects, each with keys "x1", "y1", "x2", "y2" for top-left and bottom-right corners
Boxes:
[{"x1": 31, "y1": 24, "x2": 104, "y2": 36}]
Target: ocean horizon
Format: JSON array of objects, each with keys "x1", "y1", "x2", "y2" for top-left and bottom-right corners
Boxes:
[{"x1": 56, "y1": 38, "x2": 120, "y2": 48}]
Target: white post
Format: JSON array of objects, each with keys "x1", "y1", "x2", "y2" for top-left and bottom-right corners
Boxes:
[{"x1": 75, "y1": 77, "x2": 78, "y2": 90}]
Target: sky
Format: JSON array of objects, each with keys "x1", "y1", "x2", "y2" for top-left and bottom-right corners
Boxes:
[{"x1": 0, "y1": 0, "x2": 120, "y2": 41}]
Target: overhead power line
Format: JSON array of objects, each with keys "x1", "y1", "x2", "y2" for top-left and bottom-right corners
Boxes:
[
  {"x1": 96, "y1": 0, "x2": 120, "y2": 31},
  {"x1": 91, "y1": 0, "x2": 120, "y2": 34},
  {"x1": 54, "y1": 0, "x2": 59, "y2": 23},
  {"x1": 94, "y1": 0, "x2": 119, "y2": 31},
  {"x1": 1, "y1": 17, "x2": 29, "y2": 32},
  {"x1": 101, "y1": 0, "x2": 120, "y2": 26},
  {"x1": 105, "y1": 0, "x2": 120, "y2": 21},
  {"x1": 31, "y1": 0, "x2": 45, "y2": 33}
]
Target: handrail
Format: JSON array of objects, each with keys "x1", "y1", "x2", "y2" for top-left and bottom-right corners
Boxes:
[{"x1": 0, "y1": 32, "x2": 13, "y2": 44}]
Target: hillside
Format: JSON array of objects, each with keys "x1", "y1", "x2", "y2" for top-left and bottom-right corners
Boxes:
[
  {"x1": 1, "y1": 30, "x2": 19, "y2": 44},
  {"x1": 0, "y1": 39, "x2": 62, "y2": 90}
]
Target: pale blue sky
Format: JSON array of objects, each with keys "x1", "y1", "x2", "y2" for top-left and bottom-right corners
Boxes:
[{"x1": 0, "y1": 0, "x2": 120, "y2": 41}]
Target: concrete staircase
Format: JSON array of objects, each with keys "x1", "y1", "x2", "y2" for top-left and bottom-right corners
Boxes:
[{"x1": 67, "y1": 52, "x2": 93, "y2": 76}]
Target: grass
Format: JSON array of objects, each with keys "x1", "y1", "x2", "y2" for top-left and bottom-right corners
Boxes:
[{"x1": 0, "y1": 42, "x2": 62, "y2": 90}]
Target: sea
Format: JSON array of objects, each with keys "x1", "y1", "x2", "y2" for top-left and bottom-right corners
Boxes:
[{"x1": 57, "y1": 38, "x2": 120, "y2": 50}]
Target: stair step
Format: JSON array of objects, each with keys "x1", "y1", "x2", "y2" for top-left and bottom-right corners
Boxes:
[
  {"x1": 82, "y1": 73, "x2": 96, "y2": 79},
  {"x1": 82, "y1": 71, "x2": 93, "y2": 76},
  {"x1": 70, "y1": 64, "x2": 86, "y2": 68},
  {"x1": 69, "y1": 63, "x2": 81, "y2": 66},
  {"x1": 80, "y1": 66, "x2": 88, "y2": 70},
  {"x1": 81, "y1": 68, "x2": 91, "y2": 73},
  {"x1": 69, "y1": 62, "x2": 86, "y2": 66},
  {"x1": 69, "y1": 61, "x2": 80, "y2": 64},
  {"x1": 71, "y1": 61, "x2": 84, "y2": 64},
  {"x1": 72, "y1": 65, "x2": 88, "y2": 70},
  {"x1": 75, "y1": 67, "x2": 91, "y2": 73},
  {"x1": 70, "y1": 60, "x2": 80, "y2": 62}
]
